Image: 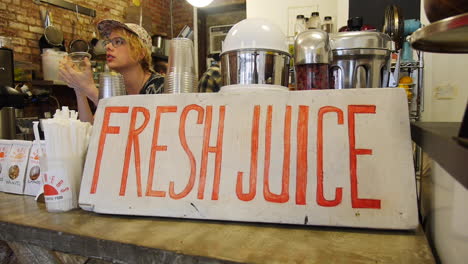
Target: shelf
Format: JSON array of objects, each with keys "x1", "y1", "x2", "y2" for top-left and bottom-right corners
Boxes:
[
  {"x1": 411, "y1": 122, "x2": 468, "y2": 189},
  {"x1": 391, "y1": 61, "x2": 423, "y2": 70},
  {"x1": 31, "y1": 80, "x2": 68, "y2": 87},
  {"x1": 410, "y1": 12, "x2": 468, "y2": 53},
  {"x1": 152, "y1": 54, "x2": 168, "y2": 61}
]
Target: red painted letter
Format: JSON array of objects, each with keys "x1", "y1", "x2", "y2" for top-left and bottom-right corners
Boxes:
[
  {"x1": 296, "y1": 106, "x2": 309, "y2": 205},
  {"x1": 198, "y1": 106, "x2": 225, "y2": 200},
  {"x1": 120, "y1": 107, "x2": 150, "y2": 197},
  {"x1": 317, "y1": 106, "x2": 344, "y2": 207},
  {"x1": 236, "y1": 105, "x2": 260, "y2": 201},
  {"x1": 170, "y1": 104, "x2": 204, "y2": 199},
  {"x1": 348, "y1": 105, "x2": 381, "y2": 209},
  {"x1": 264, "y1": 105, "x2": 290, "y2": 203},
  {"x1": 91, "y1": 106, "x2": 129, "y2": 194},
  {"x1": 146, "y1": 106, "x2": 177, "y2": 197}
]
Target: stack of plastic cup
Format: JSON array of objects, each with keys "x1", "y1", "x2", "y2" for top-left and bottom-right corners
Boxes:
[
  {"x1": 164, "y1": 38, "x2": 198, "y2": 93},
  {"x1": 98, "y1": 71, "x2": 126, "y2": 99}
]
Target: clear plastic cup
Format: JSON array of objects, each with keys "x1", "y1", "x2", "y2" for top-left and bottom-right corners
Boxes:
[
  {"x1": 164, "y1": 38, "x2": 198, "y2": 93},
  {"x1": 98, "y1": 71, "x2": 126, "y2": 99},
  {"x1": 69, "y1": 52, "x2": 91, "y2": 71},
  {"x1": 42, "y1": 49, "x2": 68, "y2": 82}
]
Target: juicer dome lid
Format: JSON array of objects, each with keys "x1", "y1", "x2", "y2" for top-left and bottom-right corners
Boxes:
[
  {"x1": 329, "y1": 31, "x2": 393, "y2": 50},
  {"x1": 221, "y1": 18, "x2": 289, "y2": 54}
]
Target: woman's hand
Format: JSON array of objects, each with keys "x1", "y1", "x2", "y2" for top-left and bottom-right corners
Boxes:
[{"x1": 59, "y1": 56, "x2": 98, "y2": 104}]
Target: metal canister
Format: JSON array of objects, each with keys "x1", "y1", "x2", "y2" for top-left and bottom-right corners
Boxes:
[
  {"x1": 329, "y1": 31, "x2": 392, "y2": 89},
  {"x1": 294, "y1": 29, "x2": 331, "y2": 90}
]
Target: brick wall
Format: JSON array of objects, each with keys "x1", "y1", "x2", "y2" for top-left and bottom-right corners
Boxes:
[
  {"x1": 172, "y1": 0, "x2": 193, "y2": 38},
  {"x1": 149, "y1": 0, "x2": 171, "y2": 36},
  {"x1": 0, "y1": 0, "x2": 172, "y2": 76}
]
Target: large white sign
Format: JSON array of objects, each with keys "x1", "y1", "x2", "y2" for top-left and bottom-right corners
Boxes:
[{"x1": 79, "y1": 88, "x2": 418, "y2": 230}]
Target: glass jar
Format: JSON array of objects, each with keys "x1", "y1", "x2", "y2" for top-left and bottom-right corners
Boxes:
[
  {"x1": 307, "y1": 12, "x2": 321, "y2": 29},
  {"x1": 294, "y1": 15, "x2": 306, "y2": 35},
  {"x1": 321, "y1": 16, "x2": 333, "y2": 33}
]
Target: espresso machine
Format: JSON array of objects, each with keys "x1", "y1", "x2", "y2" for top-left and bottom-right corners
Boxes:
[
  {"x1": 0, "y1": 37, "x2": 24, "y2": 139},
  {"x1": 0, "y1": 37, "x2": 14, "y2": 88}
]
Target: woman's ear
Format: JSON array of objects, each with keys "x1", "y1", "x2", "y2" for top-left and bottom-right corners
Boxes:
[{"x1": 139, "y1": 51, "x2": 145, "y2": 61}]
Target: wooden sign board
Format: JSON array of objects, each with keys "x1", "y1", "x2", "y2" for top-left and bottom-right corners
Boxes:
[{"x1": 79, "y1": 88, "x2": 418, "y2": 230}]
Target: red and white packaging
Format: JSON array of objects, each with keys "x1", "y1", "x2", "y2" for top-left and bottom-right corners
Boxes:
[
  {"x1": 1, "y1": 140, "x2": 32, "y2": 194},
  {"x1": 24, "y1": 141, "x2": 46, "y2": 196},
  {"x1": 0, "y1": 140, "x2": 13, "y2": 192}
]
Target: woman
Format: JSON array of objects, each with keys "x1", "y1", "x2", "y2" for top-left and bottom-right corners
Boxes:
[{"x1": 59, "y1": 20, "x2": 164, "y2": 123}]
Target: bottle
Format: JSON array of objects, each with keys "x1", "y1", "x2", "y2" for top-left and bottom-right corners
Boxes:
[
  {"x1": 321, "y1": 16, "x2": 333, "y2": 33},
  {"x1": 294, "y1": 15, "x2": 306, "y2": 35},
  {"x1": 348, "y1": 16, "x2": 363, "y2": 31},
  {"x1": 307, "y1": 12, "x2": 321, "y2": 29}
]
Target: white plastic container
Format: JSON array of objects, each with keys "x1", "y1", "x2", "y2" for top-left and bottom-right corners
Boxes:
[{"x1": 41, "y1": 49, "x2": 67, "y2": 82}]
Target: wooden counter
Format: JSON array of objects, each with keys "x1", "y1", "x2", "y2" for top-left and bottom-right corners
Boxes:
[{"x1": 0, "y1": 192, "x2": 434, "y2": 263}]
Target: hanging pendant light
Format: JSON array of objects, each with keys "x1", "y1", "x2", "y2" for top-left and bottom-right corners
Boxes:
[{"x1": 186, "y1": 0, "x2": 213, "y2": 8}]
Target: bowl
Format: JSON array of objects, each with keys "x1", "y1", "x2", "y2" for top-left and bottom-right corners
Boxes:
[{"x1": 424, "y1": 0, "x2": 468, "y2": 22}]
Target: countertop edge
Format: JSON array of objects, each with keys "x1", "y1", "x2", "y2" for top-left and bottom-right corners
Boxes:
[{"x1": 0, "y1": 221, "x2": 240, "y2": 264}]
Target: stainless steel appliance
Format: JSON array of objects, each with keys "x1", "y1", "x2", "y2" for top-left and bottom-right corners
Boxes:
[
  {"x1": 221, "y1": 49, "x2": 291, "y2": 87},
  {"x1": 0, "y1": 47, "x2": 14, "y2": 88},
  {"x1": 0, "y1": 107, "x2": 16, "y2": 139},
  {"x1": 0, "y1": 86, "x2": 24, "y2": 140},
  {"x1": 151, "y1": 35, "x2": 166, "y2": 55},
  {"x1": 329, "y1": 31, "x2": 392, "y2": 89}
]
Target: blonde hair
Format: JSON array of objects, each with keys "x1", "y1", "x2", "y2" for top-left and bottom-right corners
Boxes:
[{"x1": 113, "y1": 28, "x2": 153, "y2": 73}]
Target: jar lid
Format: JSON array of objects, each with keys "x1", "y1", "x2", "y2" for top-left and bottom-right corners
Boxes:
[
  {"x1": 296, "y1": 15, "x2": 305, "y2": 19},
  {"x1": 294, "y1": 29, "x2": 331, "y2": 64},
  {"x1": 329, "y1": 31, "x2": 392, "y2": 50}
]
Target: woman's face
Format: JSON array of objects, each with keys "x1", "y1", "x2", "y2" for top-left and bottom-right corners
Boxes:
[{"x1": 105, "y1": 31, "x2": 139, "y2": 72}]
